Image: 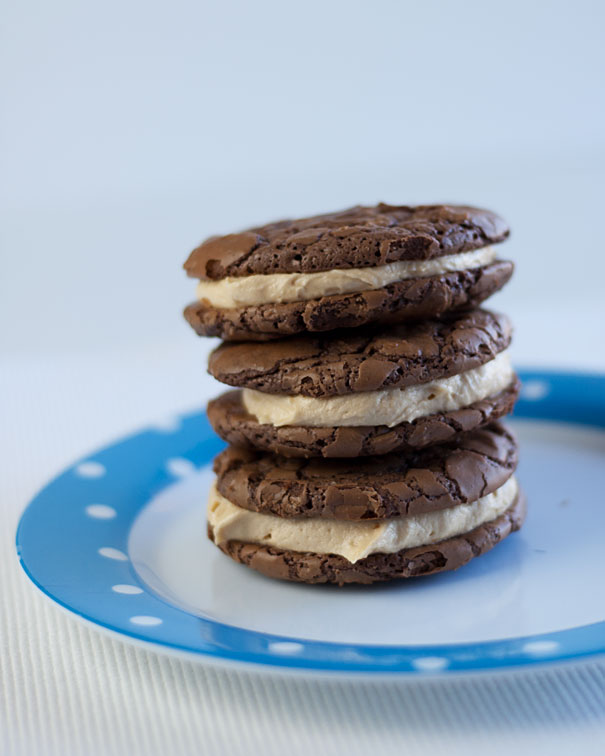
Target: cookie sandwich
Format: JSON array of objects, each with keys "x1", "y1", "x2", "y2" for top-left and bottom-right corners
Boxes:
[
  {"x1": 207, "y1": 423, "x2": 525, "y2": 585},
  {"x1": 207, "y1": 309, "x2": 519, "y2": 458},
  {"x1": 184, "y1": 204, "x2": 512, "y2": 341}
]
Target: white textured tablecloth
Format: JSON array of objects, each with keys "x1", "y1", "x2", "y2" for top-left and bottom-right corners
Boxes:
[{"x1": 2, "y1": 338, "x2": 605, "y2": 756}]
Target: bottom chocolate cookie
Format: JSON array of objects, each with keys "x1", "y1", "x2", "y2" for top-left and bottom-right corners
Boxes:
[{"x1": 208, "y1": 490, "x2": 526, "y2": 586}]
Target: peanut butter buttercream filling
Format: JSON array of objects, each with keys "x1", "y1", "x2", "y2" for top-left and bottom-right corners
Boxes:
[
  {"x1": 241, "y1": 350, "x2": 514, "y2": 428},
  {"x1": 196, "y1": 246, "x2": 497, "y2": 308}
]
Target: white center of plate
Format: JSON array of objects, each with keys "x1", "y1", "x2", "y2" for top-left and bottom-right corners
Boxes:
[{"x1": 128, "y1": 420, "x2": 605, "y2": 646}]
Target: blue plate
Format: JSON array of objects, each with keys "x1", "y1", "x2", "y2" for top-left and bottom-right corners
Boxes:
[{"x1": 16, "y1": 371, "x2": 605, "y2": 674}]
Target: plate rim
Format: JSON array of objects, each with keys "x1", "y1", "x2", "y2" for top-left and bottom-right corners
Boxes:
[{"x1": 15, "y1": 369, "x2": 605, "y2": 675}]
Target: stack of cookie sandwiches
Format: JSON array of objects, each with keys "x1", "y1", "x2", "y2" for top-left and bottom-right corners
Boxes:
[{"x1": 183, "y1": 204, "x2": 525, "y2": 584}]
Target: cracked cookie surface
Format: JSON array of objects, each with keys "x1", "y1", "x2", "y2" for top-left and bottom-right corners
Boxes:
[
  {"x1": 185, "y1": 203, "x2": 509, "y2": 279},
  {"x1": 213, "y1": 422, "x2": 518, "y2": 520},
  {"x1": 208, "y1": 309, "x2": 512, "y2": 397}
]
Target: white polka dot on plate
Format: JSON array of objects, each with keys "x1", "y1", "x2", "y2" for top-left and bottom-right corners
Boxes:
[
  {"x1": 269, "y1": 642, "x2": 303, "y2": 655},
  {"x1": 149, "y1": 416, "x2": 182, "y2": 432},
  {"x1": 166, "y1": 458, "x2": 196, "y2": 478},
  {"x1": 98, "y1": 547, "x2": 128, "y2": 561},
  {"x1": 75, "y1": 461, "x2": 106, "y2": 478},
  {"x1": 85, "y1": 504, "x2": 116, "y2": 519},
  {"x1": 130, "y1": 615, "x2": 162, "y2": 626},
  {"x1": 112, "y1": 584, "x2": 143, "y2": 595},
  {"x1": 521, "y1": 380, "x2": 550, "y2": 400},
  {"x1": 522, "y1": 640, "x2": 559, "y2": 655},
  {"x1": 412, "y1": 656, "x2": 449, "y2": 672}
]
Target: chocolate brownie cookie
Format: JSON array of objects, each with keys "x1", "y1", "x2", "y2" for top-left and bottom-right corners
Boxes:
[
  {"x1": 206, "y1": 424, "x2": 524, "y2": 585},
  {"x1": 212, "y1": 423, "x2": 518, "y2": 520},
  {"x1": 184, "y1": 204, "x2": 512, "y2": 340},
  {"x1": 207, "y1": 310, "x2": 519, "y2": 457}
]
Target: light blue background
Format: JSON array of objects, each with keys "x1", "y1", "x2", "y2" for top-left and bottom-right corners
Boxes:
[{"x1": 2, "y1": 0, "x2": 605, "y2": 370}]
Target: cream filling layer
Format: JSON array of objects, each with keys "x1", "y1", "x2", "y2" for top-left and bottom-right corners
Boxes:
[
  {"x1": 242, "y1": 350, "x2": 513, "y2": 428},
  {"x1": 196, "y1": 246, "x2": 497, "y2": 308},
  {"x1": 208, "y1": 477, "x2": 518, "y2": 564}
]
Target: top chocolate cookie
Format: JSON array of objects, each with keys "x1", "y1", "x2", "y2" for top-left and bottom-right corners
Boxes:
[
  {"x1": 185, "y1": 204, "x2": 509, "y2": 278},
  {"x1": 183, "y1": 203, "x2": 513, "y2": 341}
]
